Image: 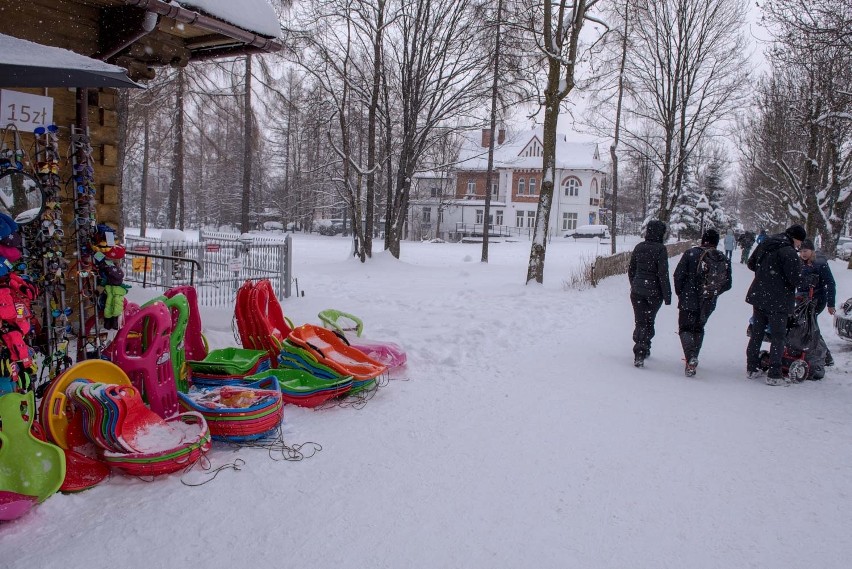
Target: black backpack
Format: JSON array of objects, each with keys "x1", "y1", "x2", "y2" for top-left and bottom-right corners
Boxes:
[{"x1": 696, "y1": 248, "x2": 729, "y2": 298}]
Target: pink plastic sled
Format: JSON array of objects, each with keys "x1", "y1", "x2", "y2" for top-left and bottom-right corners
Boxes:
[{"x1": 108, "y1": 302, "x2": 179, "y2": 419}]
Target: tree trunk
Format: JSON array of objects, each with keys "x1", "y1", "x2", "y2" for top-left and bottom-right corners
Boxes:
[
  {"x1": 168, "y1": 68, "x2": 185, "y2": 229},
  {"x1": 364, "y1": 0, "x2": 385, "y2": 259},
  {"x1": 610, "y1": 0, "x2": 630, "y2": 254},
  {"x1": 241, "y1": 55, "x2": 253, "y2": 233},
  {"x1": 140, "y1": 112, "x2": 150, "y2": 237},
  {"x1": 481, "y1": 0, "x2": 503, "y2": 263}
]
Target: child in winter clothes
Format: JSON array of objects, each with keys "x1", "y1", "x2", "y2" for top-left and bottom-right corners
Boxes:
[
  {"x1": 798, "y1": 239, "x2": 836, "y2": 366},
  {"x1": 723, "y1": 229, "x2": 736, "y2": 261},
  {"x1": 628, "y1": 220, "x2": 672, "y2": 367}
]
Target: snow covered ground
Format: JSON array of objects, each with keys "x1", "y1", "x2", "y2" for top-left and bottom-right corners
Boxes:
[{"x1": 4, "y1": 233, "x2": 852, "y2": 569}]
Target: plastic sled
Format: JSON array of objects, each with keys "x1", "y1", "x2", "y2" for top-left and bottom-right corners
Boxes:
[
  {"x1": 109, "y1": 302, "x2": 179, "y2": 419},
  {"x1": 318, "y1": 309, "x2": 364, "y2": 337},
  {"x1": 188, "y1": 348, "x2": 270, "y2": 377},
  {"x1": 347, "y1": 339, "x2": 407, "y2": 370},
  {"x1": 144, "y1": 294, "x2": 191, "y2": 392},
  {"x1": 0, "y1": 491, "x2": 38, "y2": 521},
  {"x1": 278, "y1": 342, "x2": 345, "y2": 380},
  {"x1": 235, "y1": 281, "x2": 259, "y2": 350},
  {"x1": 287, "y1": 324, "x2": 387, "y2": 380},
  {"x1": 0, "y1": 392, "x2": 66, "y2": 503},
  {"x1": 39, "y1": 361, "x2": 131, "y2": 450},
  {"x1": 318, "y1": 309, "x2": 406, "y2": 369},
  {"x1": 29, "y1": 422, "x2": 108, "y2": 493},
  {"x1": 164, "y1": 286, "x2": 208, "y2": 362},
  {"x1": 246, "y1": 368, "x2": 353, "y2": 396}
]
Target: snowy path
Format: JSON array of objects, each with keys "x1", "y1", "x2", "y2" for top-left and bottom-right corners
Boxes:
[{"x1": 3, "y1": 236, "x2": 851, "y2": 569}]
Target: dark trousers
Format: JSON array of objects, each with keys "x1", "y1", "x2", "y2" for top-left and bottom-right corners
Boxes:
[
  {"x1": 746, "y1": 308, "x2": 788, "y2": 374},
  {"x1": 678, "y1": 298, "x2": 718, "y2": 360},
  {"x1": 815, "y1": 302, "x2": 832, "y2": 362},
  {"x1": 725, "y1": 249, "x2": 733, "y2": 261},
  {"x1": 631, "y1": 292, "x2": 663, "y2": 357}
]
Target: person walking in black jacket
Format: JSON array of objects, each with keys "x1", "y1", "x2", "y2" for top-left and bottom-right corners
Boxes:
[
  {"x1": 746, "y1": 224, "x2": 806, "y2": 384},
  {"x1": 628, "y1": 220, "x2": 672, "y2": 367},
  {"x1": 673, "y1": 229, "x2": 732, "y2": 377}
]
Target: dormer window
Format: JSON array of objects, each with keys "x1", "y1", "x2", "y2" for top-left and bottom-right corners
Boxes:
[{"x1": 467, "y1": 179, "x2": 476, "y2": 195}]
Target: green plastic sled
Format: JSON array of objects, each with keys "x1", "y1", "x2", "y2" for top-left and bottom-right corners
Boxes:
[
  {"x1": 318, "y1": 309, "x2": 364, "y2": 337},
  {"x1": 144, "y1": 294, "x2": 191, "y2": 392},
  {"x1": 0, "y1": 392, "x2": 66, "y2": 502},
  {"x1": 188, "y1": 348, "x2": 270, "y2": 376},
  {"x1": 245, "y1": 369, "x2": 353, "y2": 394}
]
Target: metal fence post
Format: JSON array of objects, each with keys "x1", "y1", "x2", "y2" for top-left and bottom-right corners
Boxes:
[{"x1": 282, "y1": 234, "x2": 292, "y2": 298}]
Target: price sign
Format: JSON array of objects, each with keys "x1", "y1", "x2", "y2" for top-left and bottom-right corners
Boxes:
[
  {"x1": 0, "y1": 90, "x2": 53, "y2": 131},
  {"x1": 228, "y1": 257, "x2": 243, "y2": 272}
]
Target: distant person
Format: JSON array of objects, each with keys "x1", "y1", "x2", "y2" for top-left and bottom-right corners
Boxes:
[
  {"x1": 756, "y1": 228, "x2": 767, "y2": 244},
  {"x1": 798, "y1": 239, "x2": 836, "y2": 366},
  {"x1": 738, "y1": 231, "x2": 756, "y2": 264},
  {"x1": 723, "y1": 229, "x2": 736, "y2": 261},
  {"x1": 746, "y1": 224, "x2": 806, "y2": 384},
  {"x1": 673, "y1": 229, "x2": 732, "y2": 377},
  {"x1": 628, "y1": 220, "x2": 672, "y2": 368}
]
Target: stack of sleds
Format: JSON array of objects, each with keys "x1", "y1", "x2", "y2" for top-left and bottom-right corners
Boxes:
[
  {"x1": 235, "y1": 280, "x2": 390, "y2": 407},
  {"x1": 188, "y1": 348, "x2": 273, "y2": 387},
  {"x1": 178, "y1": 375, "x2": 284, "y2": 442}
]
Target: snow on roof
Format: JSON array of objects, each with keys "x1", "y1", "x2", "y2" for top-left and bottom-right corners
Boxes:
[
  {"x1": 0, "y1": 33, "x2": 131, "y2": 74},
  {"x1": 456, "y1": 128, "x2": 606, "y2": 172},
  {"x1": 175, "y1": 0, "x2": 282, "y2": 38}
]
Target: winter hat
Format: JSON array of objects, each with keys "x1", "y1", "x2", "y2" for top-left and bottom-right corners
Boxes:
[
  {"x1": 645, "y1": 220, "x2": 667, "y2": 243},
  {"x1": 785, "y1": 224, "x2": 807, "y2": 242},
  {"x1": 800, "y1": 238, "x2": 815, "y2": 251},
  {"x1": 701, "y1": 228, "x2": 720, "y2": 247}
]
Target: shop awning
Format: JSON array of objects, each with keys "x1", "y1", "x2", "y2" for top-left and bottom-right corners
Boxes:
[{"x1": 0, "y1": 33, "x2": 141, "y2": 88}]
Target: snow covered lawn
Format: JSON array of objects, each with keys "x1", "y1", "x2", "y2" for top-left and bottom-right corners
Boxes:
[{"x1": 4, "y1": 234, "x2": 852, "y2": 569}]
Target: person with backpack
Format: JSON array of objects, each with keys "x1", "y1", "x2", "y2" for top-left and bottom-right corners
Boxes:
[
  {"x1": 628, "y1": 220, "x2": 672, "y2": 368},
  {"x1": 738, "y1": 231, "x2": 756, "y2": 264},
  {"x1": 746, "y1": 224, "x2": 806, "y2": 385},
  {"x1": 673, "y1": 229, "x2": 732, "y2": 377},
  {"x1": 798, "y1": 239, "x2": 836, "y2": 366}
]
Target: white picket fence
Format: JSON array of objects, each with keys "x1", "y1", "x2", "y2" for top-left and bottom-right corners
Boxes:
[{"x1": 123, "y1": 231, "x2": 292, "y2": 305}]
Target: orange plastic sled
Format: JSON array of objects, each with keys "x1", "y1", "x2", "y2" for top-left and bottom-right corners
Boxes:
[{"x1": 287, "y1": 324, "x2": 387, "y2": 381}]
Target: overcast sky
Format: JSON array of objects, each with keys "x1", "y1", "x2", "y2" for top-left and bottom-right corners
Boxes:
[{"x1": 506, "y1": 1, "x2": 775, "y2": 144}]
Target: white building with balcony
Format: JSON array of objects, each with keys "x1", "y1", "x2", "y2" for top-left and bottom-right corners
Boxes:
[{"x1": 409, "y1": 128, "x2": 608, "y2": 241}]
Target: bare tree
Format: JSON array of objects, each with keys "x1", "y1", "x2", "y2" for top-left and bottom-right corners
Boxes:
[
  {"x1": 383, "y1": 0, "x2": 488, "y2": 258},
  {"x1": 515, "y1": 0, "x2": 602, "y2": 284},
  {"x1": 739, "y1": 3, "x2": 852, "y2": 253},
  {"x1": 622, "y1": 0, "x2": 749, "y2": 225}
]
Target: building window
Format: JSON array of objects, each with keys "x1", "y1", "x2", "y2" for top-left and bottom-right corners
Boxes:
[
  {"x1": 430, "y1": 187, "x2": 440, "y2": 198},
  {"x1": 476, "y1": 209, "x2": 484, "y2": 224},
  {"x1": 491, "y1": 183, "x2": 498, "y2": 197},
  {"x1": 563, "y1": 177, "x2": 580, "y2": 197},
  {"x1": 438, "y1": 208, "x2": 444, "y2": 223},
  {"x1": 496, "y1": 210, "x2": 503, "y2": 226},
  {"x1": 563, "y1": 212, "x2": 578, "y2": 230},
  {"x1": 516, "y1": 211, "x2": 524, "y2": 227},
  {"x1": 591, "y1": 178, "x2": 599, "y2": 197},
  {"x1": 529, "y1": 177, "x2": 537, "y2": 195},
  {"x1": 467, "y1": 179, "x2": 476, "y2": 195},
  {"x1": 422, "y1": 207, "x2": 431, "y2": 222},
  {"x1": 526, "y1": 211, "x2": 536, "y2": 228},
  {"x1": 518, "y1": 178, "x2": 526, "y2": 195}
]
